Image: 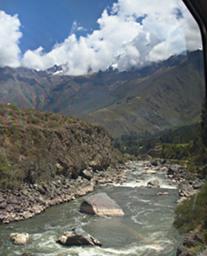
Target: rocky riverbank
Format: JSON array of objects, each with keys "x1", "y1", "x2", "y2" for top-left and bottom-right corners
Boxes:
[
  {"x1": 0, "y1": 165, "x2": 127, "y2": 224},
  {"x1": 140, "y1": 159, "x2": 206, "y2": 256},
  {"x1": 1, "y1": 158, "x2": 206, "y2": 255},
  {"x1": 147, "y1": 159, "x2": 205, "y2": 200},
  {"x1": 147, "y1": 159, "x2": 206, "y2": 256},
  {"x1": 163, "y1": 162, "x2": 207, "y2": 256},
  {"x1": 0, "y1": 105, "x2": 127, "y2": 224}
]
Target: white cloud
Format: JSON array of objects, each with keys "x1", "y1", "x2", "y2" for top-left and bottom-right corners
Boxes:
[
  {"x1": 70, "y1": 21, "x2": 86, "y2": 33},
  {"x1": 22, "y1": 9, "x2": 143, "y2": 75},
  {"x1": 0, "y1": 0, "x2": 203, "y2": 74},
  {"x1": 0, "y1": 11, "x2": 22, "y2": 67}
]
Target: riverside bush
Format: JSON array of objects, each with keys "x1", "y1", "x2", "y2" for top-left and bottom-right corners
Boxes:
[{"x1": 174, "y1": 181, "x2": 207, "y2": 233}]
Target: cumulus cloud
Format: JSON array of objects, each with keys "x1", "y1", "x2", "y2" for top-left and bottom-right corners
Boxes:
[
  {"x1": 0, "y1": 11, "x2": 22, "y2": 67},
  {"x1": 0, "y1": 0, "x2": 202, "y2": 74}
]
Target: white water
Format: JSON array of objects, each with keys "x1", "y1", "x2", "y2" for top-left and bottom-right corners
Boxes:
[
  {"x1": 0, "y1": 161, "x2": 180, "y2": 256},
  {"x1": 113, "y1": 161, "x2": 177, "y2": 190}
]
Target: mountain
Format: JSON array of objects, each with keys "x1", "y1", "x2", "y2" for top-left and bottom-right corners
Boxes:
[
  {"x1": 0, "y1": 50, "x2": 204, "y2": 138},
  {"x1": 86, "y1": 51, "x2": 204, "y2": 137}
]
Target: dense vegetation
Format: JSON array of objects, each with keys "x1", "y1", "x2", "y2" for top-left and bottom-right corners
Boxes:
[
  {"x1": 175, "y1": 182, "x2": 207, "y2": 234},
  {"x1": 114, "y1": 124, "x2": 201, "y2": 159},
  {"x1": 174, "y1": 182, "x2": 207, "y2": 255}
]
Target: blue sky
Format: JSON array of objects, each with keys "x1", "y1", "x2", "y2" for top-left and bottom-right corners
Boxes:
[
  {"x1": 0, "y1": 0, "x2": 116, "y2": 53},
  {"x1": 0, "y1": 0, "x2": 201, "y2": 75}
]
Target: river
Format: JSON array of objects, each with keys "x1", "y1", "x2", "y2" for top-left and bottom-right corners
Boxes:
[{"x1": 0, "y1": 161, "x2": 180, "y2": 256}]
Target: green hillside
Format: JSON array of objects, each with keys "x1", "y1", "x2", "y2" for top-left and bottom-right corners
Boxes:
[{"x1": 0, "y1": 104, "x2": 119, "y2": 189}]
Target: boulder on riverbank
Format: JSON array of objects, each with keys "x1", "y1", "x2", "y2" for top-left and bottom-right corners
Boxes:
[
  {"x1": 0, "y1": 163, "x2": 127, "y2": 224},
  {"x1": 10, "y1": 233, "x2": 30, "y2": 245},
  {"x1": 57, "y1": 228, "x2": 102, "y2": 247},
  {"x1": 80, "y1": 193, "x2": 125, "y2": 217},
  {"x1": 81, "y1": 168, "x2": 94, "y2": 180}
]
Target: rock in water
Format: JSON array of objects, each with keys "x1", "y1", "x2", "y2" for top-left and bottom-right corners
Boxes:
[
  {"x1": 10, "y1": 233, "x2": 30, "y2": 245},
  {"x1": 157, "y1": 192, "x2": 169, "y2": 196},
  {"x1": 57, "y1": 228, "x2": 102, "y2": 247},
  {"x1": 80, "y1": 192, "x2": 125, "y2": 217},
  {"x1": 147, "y1": 179, "x2": 160, "y2": 188}
]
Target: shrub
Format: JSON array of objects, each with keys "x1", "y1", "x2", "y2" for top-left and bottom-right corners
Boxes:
[
  {"x1": 161, "y1": 143, "x2": 192, "y2": 160},
  {"x1": 174, "y1": 181, "x2": 207, "y2": 233}
]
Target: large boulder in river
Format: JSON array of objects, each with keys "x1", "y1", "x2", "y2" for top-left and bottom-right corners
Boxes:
[
  {"x1": 10, "y1": 233, "x2": 30, "y2": 245},
  {"x1": 57, "y1": 228, "x2": 102, "y2": 247},
  {"x1": 80, "y1": 193, "x2": 125, "y2": 217}
]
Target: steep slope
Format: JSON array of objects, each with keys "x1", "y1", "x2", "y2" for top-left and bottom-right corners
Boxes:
[
  {"x1": 86, "y1": 54, "x2": 204, "y2": 137},
  {"x1": 0, "y1": 105, "x2": 118, "y2": 189},
  {"x1": 0, "y1": 67, "x2": 50, "y2": 109}
]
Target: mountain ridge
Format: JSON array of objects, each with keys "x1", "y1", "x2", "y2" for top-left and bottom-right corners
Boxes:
[{"x1": 0, "y1": 50, "x2": 204, "y2": 137}]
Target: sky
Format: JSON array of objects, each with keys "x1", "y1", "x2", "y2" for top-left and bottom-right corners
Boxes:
[{"x1": 0, "y1": 0, "x2": 202, "y2": 75}]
